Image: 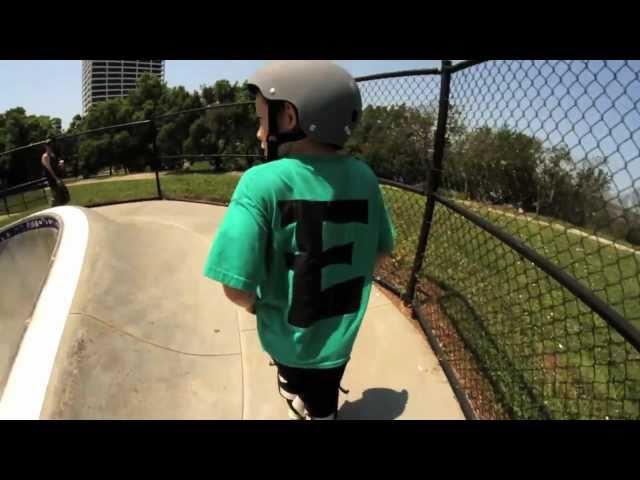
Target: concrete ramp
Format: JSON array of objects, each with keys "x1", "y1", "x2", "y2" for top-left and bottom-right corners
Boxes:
[
  {"x1": 0, "y1": 218, "x2": 60, "y2": 399},
  {"x1": 41, "y1": 204, "x2": 243, "y2": 419}
]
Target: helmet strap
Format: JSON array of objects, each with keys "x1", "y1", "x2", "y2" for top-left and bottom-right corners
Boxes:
[{"x1": 266, "y1": 100, "x2": 307, "y2": 162}]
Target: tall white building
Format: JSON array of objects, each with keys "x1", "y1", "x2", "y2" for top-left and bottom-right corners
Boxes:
[{"x1": 81, "y1": 60, "x2": 165, "y2": 114}]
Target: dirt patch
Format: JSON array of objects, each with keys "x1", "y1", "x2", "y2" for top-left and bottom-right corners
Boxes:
[
  {"x1": 66, "y1": 172, "x2": 167, "y2": 187},
  {"x1": 375, "y1": 267, "x2": 510, "y2": 419},
  {"x1": 414, "y1": 280, "x2": 511, "y2": 419}
]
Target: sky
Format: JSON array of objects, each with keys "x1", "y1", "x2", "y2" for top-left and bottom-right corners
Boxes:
[
  {"x1": 0, "y1": 60, "x2": 441, "y2": 129},
  {"x1": 1, "y1": 59, "x2": 638, "y2": 193},
  {"x1": 445, "y1": 60, "x2": 640, "y2": 197}
]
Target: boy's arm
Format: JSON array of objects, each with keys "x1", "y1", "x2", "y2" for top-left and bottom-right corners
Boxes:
[
  {"x1": 377, "y1": 185, "x2": 396, "y2": 257},
  {"x1": 41, "y1": 154, "x2": 57, "y2": 179},
  {"x1": 203, "y1": 171, "x2": 268, "y2": 313},
  {"x1": 223, "y1": 285, "x2": 256, "y2": 312},
  {"x1": 375, "y1": 253, "x2": 391, "y2": 270},
  {"x1": 373, "y1": 184, "x2": 395, "y2": 273}
]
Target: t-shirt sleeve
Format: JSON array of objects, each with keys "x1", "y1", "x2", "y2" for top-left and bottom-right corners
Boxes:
[
  {"x1": 203, "y1": 170, "x2": 269, "y2": 292},
  {"x1": 377, "y1": 184, "x2": 396, "y2": 255}
]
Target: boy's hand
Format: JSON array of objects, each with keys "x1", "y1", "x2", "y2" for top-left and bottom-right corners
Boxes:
[
  {"x1": 223, "y1": 285, "x2": 257, "y2": 312},
  {"x1": 375, "y1": 253, "x2": 391, "y2": 270}
]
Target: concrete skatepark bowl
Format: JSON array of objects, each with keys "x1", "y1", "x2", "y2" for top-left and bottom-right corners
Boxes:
[{"x1": 0, "y1": 201, "x2": 464, "y2": 420}]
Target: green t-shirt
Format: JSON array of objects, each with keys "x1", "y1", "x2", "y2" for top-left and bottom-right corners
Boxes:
[{"x1": 203, "y1": 154, "x2": 395, "y2": 368}]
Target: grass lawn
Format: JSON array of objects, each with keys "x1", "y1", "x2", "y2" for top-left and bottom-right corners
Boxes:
[
  {"x1": 380, "y1": 184, "x2": 640, "y2": 419},
  {"x1": 0, "y1": 173, "x2": 238, "y2": 228}
]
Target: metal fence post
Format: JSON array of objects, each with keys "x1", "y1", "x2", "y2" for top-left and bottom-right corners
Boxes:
[
  {"x1": 404, "y1": 60, "x2": 453, "y2": 304},
  {"x1": 151, "y1": 121, "x2": 163, "y2": 199},
  {"x1": 3, "y1": 191, "x2": 10, "y2": 215}
]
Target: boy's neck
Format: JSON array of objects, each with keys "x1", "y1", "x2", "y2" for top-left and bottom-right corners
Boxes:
[{"x1": 283, "y1": 139, "x2": 341, "y2": 156}]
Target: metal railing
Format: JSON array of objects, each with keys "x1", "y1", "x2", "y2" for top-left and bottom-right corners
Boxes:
[{"x1": 0, "y1": 178, "x2": 49, "y2": 216}]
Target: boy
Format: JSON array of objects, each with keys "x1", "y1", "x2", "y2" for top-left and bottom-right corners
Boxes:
[{"x1": 203, "y1": 61, "x2": 395, "y2": 420}]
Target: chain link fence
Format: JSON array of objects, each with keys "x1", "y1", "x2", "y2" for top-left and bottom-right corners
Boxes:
[
  {"x1": 350, "y1": 71, "x2": 440, "y2": 298},
  {"x1": 413, "y1": 60, "x2": 640, "y2": 419},
  {"x1": 338, "y1": 60, "x2": 640, "y2": 419}
]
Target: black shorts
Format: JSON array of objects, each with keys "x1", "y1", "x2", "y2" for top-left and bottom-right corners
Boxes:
[
  {"x1": 275, "y1": 361, "x2": 347, "y2": 418},
  {"x1": 50, "y1": 182, "x2": 70, "y2": 206}
]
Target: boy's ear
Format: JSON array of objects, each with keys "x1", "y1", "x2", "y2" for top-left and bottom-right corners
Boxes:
[{"x1": 284, "y1": 102, "x2": 299, "y2": 130}]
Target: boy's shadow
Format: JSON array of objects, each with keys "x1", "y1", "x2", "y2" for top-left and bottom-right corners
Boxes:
[{"x1": 338, "y1": 388, "x2": 409, "y2": 420}]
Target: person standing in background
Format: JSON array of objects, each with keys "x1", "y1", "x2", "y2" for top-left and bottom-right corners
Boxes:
[{"x1": 41, "y1": 139, "x2": 70, "y2": 207}]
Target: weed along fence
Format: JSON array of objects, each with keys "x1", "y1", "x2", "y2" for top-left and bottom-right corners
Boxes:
[{"x1": 2, "y1": 60, "x2": 639, "y2": 419}]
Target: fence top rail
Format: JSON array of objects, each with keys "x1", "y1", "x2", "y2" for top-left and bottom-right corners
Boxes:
[
  {"x1": 355, "y1": 68, "x2": 442, "y2": 83},
  {"x1": 0, "y1": 140, "x2": 49, "y2": 158},
  {"x1": 379, "y1": 177, "x2": 427, "y2": 196},
  {"x1": 0, "y1": 177, "x2": 48, "y2": 198},
  {"x1": 445, "y1": 60, "x2": 487, "y2": 73},
  {"x1": 0, "y1": 102, "x2": 255, "y2": 159},
  {"x1": 159, "y1": 153, "x2": 264, "y2": 159},
  {"x1": 55, "y1": 119, "x2": 153, "y2": 143},
  {"x1": 0, "y1": 120, "x2": 156, "y2": 159},
  {"x1": 433, "y1": 193, "x2": 640, "y2": 353},
  {"x1": 153, "y1": 101, "x2": 254, "y2": 121}
]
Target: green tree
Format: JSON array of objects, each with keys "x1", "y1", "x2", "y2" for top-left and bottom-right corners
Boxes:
[
  {"x1": 181, "y1": 81, "x2": 258, "y2": 171},
  {"x1": 567, "y1": 159, "x2": 611, "y2": 227},
  {"x1": 346, "y1": 104, "x2": 436, "y2": 184},
  {"x1": 534, "y1": 145, "x2": 573, "y2": 215},
  {"x1": 156, "y1": 86, "x2": 203, "y2": 158},
  {"x1": 0, "y1": 107, "x2": 60, "y2": 185},
  {"x1": 447, "y1": 125, "x2": 546, "y2": 208},
  {"x1": 128, "y1": 73, "x2": 166, "y2": 120}
]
